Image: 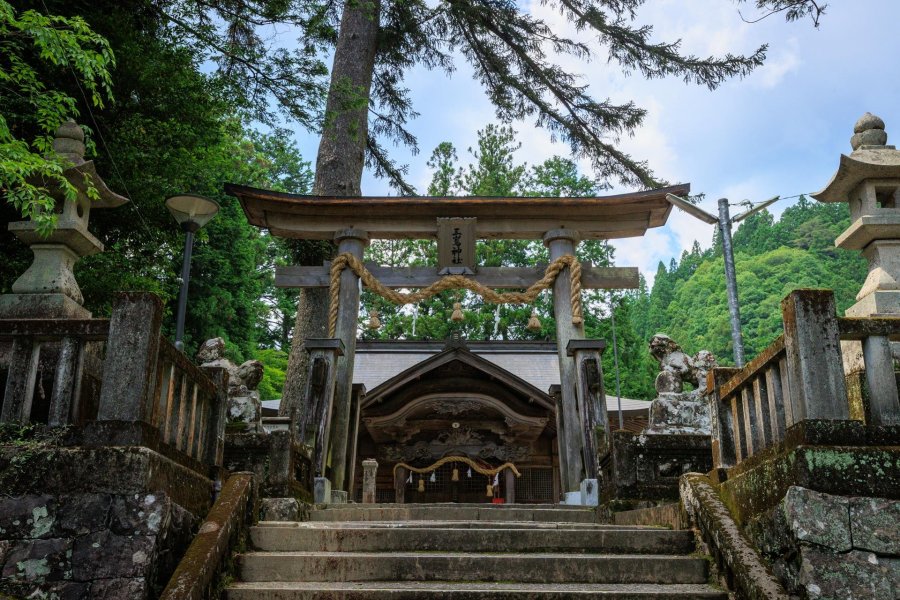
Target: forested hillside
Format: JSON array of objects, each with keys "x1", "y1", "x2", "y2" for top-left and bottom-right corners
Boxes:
[
  {"x1": 623, "y1": 197, "x2": 867, "y2": 398},
  {"x1": 358, "y1": 130, "x2": 868, "y2": 401}
]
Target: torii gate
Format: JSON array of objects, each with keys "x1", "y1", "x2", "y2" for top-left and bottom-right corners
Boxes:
[{"x1": 227, "y1": 183, "x2": 688, "y2": 502}]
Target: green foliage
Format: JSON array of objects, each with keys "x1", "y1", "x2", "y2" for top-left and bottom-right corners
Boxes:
[
  {"x1": 0, "y1": 0, "x2": 314, "y2": 365},
  {"x1": 0, "y1": 0, "x2": 114, "y2": 232},
  {"x1": 646, "y1": 198, "x2": 867, "y2": 365},
  {"x1": 254, "y1": 348, "x2": 288, "y2": 401}
]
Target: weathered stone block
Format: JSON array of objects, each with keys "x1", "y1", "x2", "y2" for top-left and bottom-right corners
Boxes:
[
  {"x1": 314, "y1": 477, "x2": 331, "y2": 504},
  {"x1": 110, "y1": 493, "x2": 173, "y2": 536},
  {"x1": 72, "y1": 531, "x2": 156, "y2": 580},
  {"x1": 0, "y1": 539, "x2": 11, "y2": 566},
  {"x1": 799, "y1": 547, "x2": 896, "y2": 600},
  {"x1": 782, "y1": 486, "x2": 851, "y2": 551},
  {"x1": 0, "y1": 581, "x2": 90, "y2": 600},
  {"x1": 850, "y1": 496, "x2": 900, "y2": 554},
  {"x1": 89, "y1": 577, "x2": 148, "y2": 600},
  {"x1": 56, "y1": 494, "x2": 111, "y2": 536},
  {"x1": 1, "y1": 537, "x2": 71, "y2": 582},
  {"x1": 260, "y1": 497, "x2": 301, "y2": 521},
  {"x1": 0, "y1": 494, "x2": 56, "y2": 539}
]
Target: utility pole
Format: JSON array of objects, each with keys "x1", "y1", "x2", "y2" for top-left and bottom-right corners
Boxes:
[
  {"x1": 717, "y1": 198, "x2": 745, "y2": 367},
  {"x1": 665, "y1": 194, "x2": 780, "y2": 368}
]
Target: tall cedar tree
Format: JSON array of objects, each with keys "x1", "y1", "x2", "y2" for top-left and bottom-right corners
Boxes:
[{"x1": 276, "y1": 0, "x2": 826, "y2": 408}]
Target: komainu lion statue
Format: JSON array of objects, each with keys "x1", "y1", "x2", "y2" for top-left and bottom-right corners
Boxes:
[{"x1": 646, "y1": 334, "x2": 717, "y2": 434}]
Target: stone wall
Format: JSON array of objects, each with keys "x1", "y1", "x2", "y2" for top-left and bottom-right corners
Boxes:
[
  {"x1": 745, "y1": 486, "x2": 899, "y2": 600},
  {"x1": 0, "y1": 491, "x2": 195, "y2": 599},
  {"x1": 0, "y1": 427, "x2": 213, "y2": 600}
]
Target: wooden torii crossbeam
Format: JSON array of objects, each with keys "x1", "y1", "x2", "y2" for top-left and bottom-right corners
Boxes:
[
  {"x1": 227, "y1": 183, "x2": 686, "y2": 241},
  {"x1": 227, "y1": 182, "x2": 689, "y2": 500},
  {"x1": 276, "y1": 262, "x2": 639, "y2": 290}
]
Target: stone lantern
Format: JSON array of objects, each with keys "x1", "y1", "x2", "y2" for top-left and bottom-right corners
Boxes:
[
  {"x1": 0, "y1": 121, "x2": 128, "y2": 319},
  {"x1": 813, "y1": 112, "x2": 900, "y2": 318}
]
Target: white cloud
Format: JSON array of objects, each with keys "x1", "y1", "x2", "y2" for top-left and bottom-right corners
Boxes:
[{"x1": 752, "y1": 38, "x2": 801, "y2": 89}]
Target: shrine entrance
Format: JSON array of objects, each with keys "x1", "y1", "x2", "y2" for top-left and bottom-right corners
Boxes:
[
  {"x1": 227, "y1": 183, "x2": 688, "y2": 503},
  {"x1": 352, "y1": 339, "x2": 557, "y2": 503}
]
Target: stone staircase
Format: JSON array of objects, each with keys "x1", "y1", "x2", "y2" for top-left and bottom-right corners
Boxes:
[{"x1": 227, "y1": 503, "x2": 726, "y2": 599}]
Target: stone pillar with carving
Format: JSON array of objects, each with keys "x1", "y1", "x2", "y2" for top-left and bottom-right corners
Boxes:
[{"x1": 361, "y1": 458, "x2": 378, "y2": 503}]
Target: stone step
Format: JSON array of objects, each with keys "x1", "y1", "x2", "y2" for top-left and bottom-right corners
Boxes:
[
  {"x1": 308, "y1": 505, "x2": 601, "y2": 523},
  {"x1": 237, "y1": 552, "x2": 710, "y2": 585},
  {"x1": 227, "y1": 581, "x2": 729, "y2": 599},
  {"x1": 250, "y1": 524, "x2": 695, "y2": 554},
  {"x1": 259, "y1": 520, "x2": 636, "y2": 530}
]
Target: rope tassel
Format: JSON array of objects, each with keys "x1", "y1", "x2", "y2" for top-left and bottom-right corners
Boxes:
[
  {"x1": 527, "y1": 309, "x2": 541, "y2": 331},
  {"x1": 367, "y1": 308, "x2": 381, "y2": 330},
  {"x1": 450, "y1": 302, "x2": 464, "y2": 322},
  {"x1": 328, "y1": 253, "x2": 584, "y2": 337}
]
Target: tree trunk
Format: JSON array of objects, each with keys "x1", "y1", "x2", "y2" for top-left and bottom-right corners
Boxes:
[{"x1": 279, "y1": 0, "x2": 380, "y2": 419}]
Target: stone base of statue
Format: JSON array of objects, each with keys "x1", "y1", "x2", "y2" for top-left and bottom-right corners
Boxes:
[
  {"x1": 599, "y1": 430, "x2": 712, "y2": 503},
  {"x1": 646, "y1": 392, "x2": 711, "y2": 435}
]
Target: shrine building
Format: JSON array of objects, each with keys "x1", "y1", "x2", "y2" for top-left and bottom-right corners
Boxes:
[{"x1": 228, "y1": 183, "x2": 685, "y2": 505}]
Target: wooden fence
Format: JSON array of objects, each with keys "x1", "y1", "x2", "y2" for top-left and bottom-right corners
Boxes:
[
  {"x1": 709, "y1": 289, "x2": 900, "y2": 469},
  {"x1": 0, "y1": 292, "x2": 227, "y2": 470}
]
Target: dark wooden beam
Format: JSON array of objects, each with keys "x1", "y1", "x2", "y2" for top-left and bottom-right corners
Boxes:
[{"x1": 276, "y1": 263, "x2": 639, "y2": 290}]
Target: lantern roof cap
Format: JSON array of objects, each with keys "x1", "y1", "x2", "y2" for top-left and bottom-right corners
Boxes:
[{"x1": 813, "y1": 113, "x2": 900, "y2": 204}]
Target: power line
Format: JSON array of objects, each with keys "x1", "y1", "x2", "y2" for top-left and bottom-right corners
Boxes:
[{"x1": 729, "y1": 191, "x2": 812, "y2": 208}]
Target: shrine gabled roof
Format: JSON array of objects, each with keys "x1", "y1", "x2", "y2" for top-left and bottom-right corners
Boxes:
[
  {"x1": 354, "y1": 341, "x2": 560, "y2": 394},
  {"x1": 224, "y1": 183, "x2": 689, "y2": 240},
  {"x1": 360, "y1": 344, "x2": 554, "y2": 412}
]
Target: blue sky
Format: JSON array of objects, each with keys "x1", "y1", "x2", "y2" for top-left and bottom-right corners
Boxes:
[{"x1": 288, "y1": 1, "x2": 900, "y2": 286}]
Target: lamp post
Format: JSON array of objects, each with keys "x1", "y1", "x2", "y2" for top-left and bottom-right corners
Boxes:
[
  {"x1": 166, "y1": 194, "x2": 220, "y2": 351},
  {"x1": 665, "y1": 194, "x2": 779, "y2": 367}
]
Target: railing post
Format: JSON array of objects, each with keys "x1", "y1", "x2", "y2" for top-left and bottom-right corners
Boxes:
[
  {"x1": 708, "y1": 367, "x2": 739, "y2": 469},
  {"x1": 781, "y1": 289, "x2": 849, "y2": 420},
  {"x1": 567, "y1": 340, "x2": 609, "y2": 482},
  {"x1": 201, "y1": 366, "x2": 229, "y2": 468},
  {"x1": 97, "y1": 292, "x2": 163, "y2": 422},
  {"x1": 862, "y1": 335, "x2": 900, "y2": 425},
  {"x1": 1, "y1": 336, "x2": 40, "y2": 422},
  {"x1": 48, "y1": 335, "x2": 84, "y2": 426}
]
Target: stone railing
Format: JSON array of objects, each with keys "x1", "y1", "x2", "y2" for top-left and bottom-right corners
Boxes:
[
  {"x1": 159, "y1": 472, "x2": 257, "y2": 600},
  {"x1": 709, "y1": 289, "x2": 900, "y2": 470},
  {"x1": 0, "y1": 317, "x2": 109, "y2": 426},
  {"x1": 0, "y1": 292, "x2": 227, "y2": 472},
  {"x1": 680, "y1": 473, "x2": 790, "y2": 600}
]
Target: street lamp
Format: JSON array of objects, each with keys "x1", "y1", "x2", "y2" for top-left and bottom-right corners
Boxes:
[
  {"x1": 166, "y1": 194, "x2": 220, "y2": 351},
  {"x1": 666, "y1": 194, "x2": 779, "y2": 367}
]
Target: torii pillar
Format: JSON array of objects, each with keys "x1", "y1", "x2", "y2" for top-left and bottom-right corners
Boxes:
[
  {"x1": 329, "y1": 228, "x2": 369, "y2": 495},
  {"x1": 544, "y1": 229, "x2": 587, "y2": 496}
]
